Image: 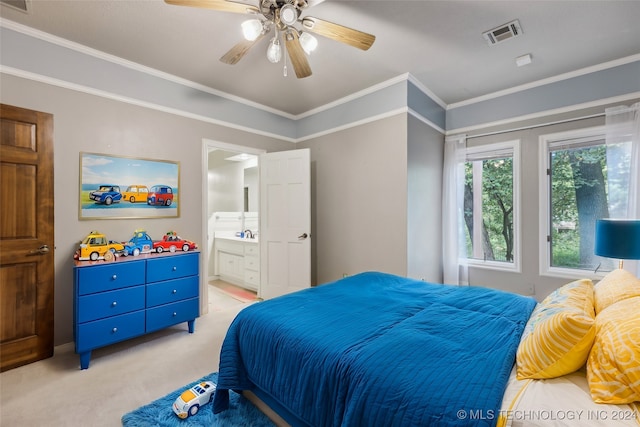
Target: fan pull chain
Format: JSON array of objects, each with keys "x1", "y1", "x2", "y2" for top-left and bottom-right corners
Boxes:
[{"x1": 283, "y1": 43, "x2": 288, "y2": 77}]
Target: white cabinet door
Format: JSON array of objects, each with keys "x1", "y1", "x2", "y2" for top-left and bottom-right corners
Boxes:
[
  {"x1": 259, "y1": 149, "x2": 311, "y2": 299},
  {"x1": 219, "y1": 252, "x2": 244, "y2": 283}
]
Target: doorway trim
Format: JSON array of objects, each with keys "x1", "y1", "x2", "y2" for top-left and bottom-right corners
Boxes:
[{"x1": 201, "y1": 138, "x2": 266, "y2": 315}]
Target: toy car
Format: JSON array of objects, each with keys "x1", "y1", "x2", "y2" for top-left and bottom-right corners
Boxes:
[
  {"x1": 122, "y1": 229, "x2": 153, "y2": 256},
  {"x1": 147, "y1": 185, "x2": 174, "y2": 206},
  {"x1": 121, "y1": 184, "x2": 149, "y2": 203},
  {"x1": 172, "y1": 381, "x2": 216, "y2": 419},
  {"x1": 153, "y1": 231, "x2": 198, "y2": 253},
  {"x1": 89, "y1": 184, "x2": 122, "y2": 205},
  {"x1": 74, "y1": 231, "x2": 125, "y2": 261}
]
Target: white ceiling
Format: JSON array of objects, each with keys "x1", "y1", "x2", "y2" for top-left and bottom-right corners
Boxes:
[{"x1": 2, "y1": 0, "x2": 639, "y2": 116}]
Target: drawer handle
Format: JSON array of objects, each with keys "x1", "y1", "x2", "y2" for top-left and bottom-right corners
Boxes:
[
  {"x1": 173, "y1": 312, "x2": 177, "y2": 317},
  {"x1": 172, "y1": 289, "x2": 177, "y2": 294},
  {"x1": 112, "y1": 274, "x2": 117, "y2": 280},
  {"x1": 172, "y1": 266, "x2": 177, "y2": 271},
  {"x1": 112, "y1": 327, "x2": 118, "y2": 333},
  {"x1": 111, "y1": 301, "x2": 117, "y2": 307}
]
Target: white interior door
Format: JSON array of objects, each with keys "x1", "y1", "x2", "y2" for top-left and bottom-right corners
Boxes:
[{"x1": 259, "y1": 148, "x2": 311, "y2": 299}]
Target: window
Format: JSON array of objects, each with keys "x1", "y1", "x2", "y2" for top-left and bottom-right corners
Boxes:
[
  {"x1": 463, "y1": 140, "x2": 520, "y2": 271},
  {"x1": 540, "y1": 126, "x2": 623, "y2": 277}
]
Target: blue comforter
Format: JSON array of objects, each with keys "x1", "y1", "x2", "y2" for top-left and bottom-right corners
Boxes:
[{"x1": 213, "y1": 272, "x2": 536, "y2": 426}]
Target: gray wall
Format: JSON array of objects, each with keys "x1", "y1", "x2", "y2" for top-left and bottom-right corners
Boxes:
[
  {"x1": 464, "y1": 99, "x2": 640, "y2": 300},
  {"x1": 299, "y1": 114, "x2": 410, "y2": 285},
  {"x1": 407, "y1": 115, "x2": 444, "y2": 282},
  {"x1": 1, "y1": 74, "x2": 293, "y2": 346}
]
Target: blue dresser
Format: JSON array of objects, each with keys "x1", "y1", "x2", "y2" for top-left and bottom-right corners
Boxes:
[{"x1": 73, "y1": 251, "x2": 199, "y2": 369}]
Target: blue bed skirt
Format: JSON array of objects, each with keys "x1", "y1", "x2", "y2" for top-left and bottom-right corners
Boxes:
[{"x1": 213, "y1": 272, "x2": 537, "y2": 426}]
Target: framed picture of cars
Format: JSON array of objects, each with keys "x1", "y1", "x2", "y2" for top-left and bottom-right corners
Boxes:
[{"x1": 79, "y1": 152, "x2": 180, "y2": 219}]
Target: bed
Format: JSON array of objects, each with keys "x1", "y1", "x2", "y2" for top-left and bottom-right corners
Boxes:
[{"x1": 212, "y1": 271, "x2": 640, "y2": 426}]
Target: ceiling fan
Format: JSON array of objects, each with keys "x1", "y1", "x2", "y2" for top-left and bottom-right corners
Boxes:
[{"x1": 164, "y1": 0, "x2": 376, "y2": 78}]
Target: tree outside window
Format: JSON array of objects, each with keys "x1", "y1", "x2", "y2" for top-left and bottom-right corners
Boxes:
[
  {"x1": 543, "y1": 128, "x2": 630, "y2": 275},
  {"x1": 463, "y1": 141, "x2": 518, "y2": 269}
]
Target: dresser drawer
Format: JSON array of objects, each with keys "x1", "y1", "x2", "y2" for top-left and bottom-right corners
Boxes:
[
  {"x1": 76, "y1": 261, "x2": 145, "y2": 295},
  {"x1": 76, "y1": 310, "x2": 145, "y2": 353},
  {"x1": 146, "y1": 276, "x2": 199, "y2": 308},
  {"x1": 77, "y1": 285, "x2": 145, "y2": 323},
  {"x1": 146, "y1": 252, "x2": 198, "y2": 283},
  {"x1": 146, "y1": 298, "x2": 199, "y2": 333}
]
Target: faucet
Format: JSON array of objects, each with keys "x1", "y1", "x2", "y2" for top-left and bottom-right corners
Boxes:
[{"x1": 244, "y1": 229, "x2": 254, "y2": 239}]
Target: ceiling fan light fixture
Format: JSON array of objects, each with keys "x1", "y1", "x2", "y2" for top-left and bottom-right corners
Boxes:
[
  {"x1": 299, "y1": 32, "x2": 317, "y2": 55},
  {"x1": 241, "y1": 19, "x2": 263, "y2": 41},
  {"x1": 279, "y1": 4, "x2": 298, "y2": 26},
  {"x1": 266, "y1": 37, "x2": 282, "y2": 63}
]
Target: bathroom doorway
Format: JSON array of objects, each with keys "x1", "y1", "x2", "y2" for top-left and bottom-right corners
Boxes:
[{"x1": 201, "y1": 139, "x2": 265, "y2": 311}]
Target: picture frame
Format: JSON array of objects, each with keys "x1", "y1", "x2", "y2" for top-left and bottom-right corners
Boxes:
[{"x1": 79, "y1": 152, "x2": 180, "y2": 220}]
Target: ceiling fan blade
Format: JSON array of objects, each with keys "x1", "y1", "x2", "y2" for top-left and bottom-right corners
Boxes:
[
  {"x1": 164, "y1": 0, "x2": 258, "y2": 14},
  {"x1": 302, "y1": 17, "x2": 375, "y2": 51},
  {"x1": 285, "y1": 31, "x2": 312, "y2": 79},
  {"x1": 220, "y1": 33, "x2": 266, "y2": 65},
  {"x1": 303, "y1": 0, "x2": 327, "y2": 8}
]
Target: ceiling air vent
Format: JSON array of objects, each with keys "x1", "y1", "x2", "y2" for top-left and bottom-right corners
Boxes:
[
  {"x1": 0, "y1": 0, "x2": 30, "y2": 13},
  {"x1": 482, "y1": 19, "x2": 522, "y2": 45}
]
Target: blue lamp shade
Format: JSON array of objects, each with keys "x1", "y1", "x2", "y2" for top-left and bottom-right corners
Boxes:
[{"x1": 594, "y1": 219, "x2": 640, "y2": 260}]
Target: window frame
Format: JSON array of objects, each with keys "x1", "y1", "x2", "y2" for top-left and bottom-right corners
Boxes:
[
  {"x1": 464, "y1": 140, "x2": 521, "y2": 273},
  {"x1": 538, "y1": 125, "x2": 608, "y2": 280}
]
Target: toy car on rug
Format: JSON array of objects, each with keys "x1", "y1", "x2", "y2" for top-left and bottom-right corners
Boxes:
[
  {"x1": 122, "y1": 229, "x2": 153, "y2": 256},
  {"x1": 74, "y1": 231, "x2": 124, "y2": 261},
  {"x1": 153, "y1": 231, "x2": 198, "y2": 253},
  {"x1": 172, "y1": 381, "x2": 216, "y2": 419}
]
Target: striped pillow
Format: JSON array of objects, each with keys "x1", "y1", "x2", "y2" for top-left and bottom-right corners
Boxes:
[
  {"x1": 587, "y1": 296, "x2": 640, "y2": 404},
  {"x1": 516, "y1": 279, "x2": 596, "y2": 379}
]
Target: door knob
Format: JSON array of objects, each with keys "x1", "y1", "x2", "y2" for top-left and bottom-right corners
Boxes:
[
  {"x1": 298, "y1": 233, "x2": 308, "y2": 240},
  {"x1": 29, "y1": 245, "x2": 50, "y2": 255}
]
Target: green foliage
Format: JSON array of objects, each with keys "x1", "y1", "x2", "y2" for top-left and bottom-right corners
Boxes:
[{"x1": 465, "y1": 157, "x2": 513, "y2": 262}]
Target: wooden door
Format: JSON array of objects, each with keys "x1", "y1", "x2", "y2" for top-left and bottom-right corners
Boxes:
[
  {"x1": 259, "y1": 148, "x2": 311, "y2": 299},
  {"x1": 0, "y1": 104, "x2": 55, "y2": 372}
]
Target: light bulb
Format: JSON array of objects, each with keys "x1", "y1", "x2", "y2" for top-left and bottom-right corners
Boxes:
[
  {"x1": 241, "y1": 19, "x2": 263, "y2": 41},
  {"x1": 299, "y1": 32, "x2": 318, "y2": 55},
  {"x1": 266, "y1": 37, "x2": 282, "y2": 63}
]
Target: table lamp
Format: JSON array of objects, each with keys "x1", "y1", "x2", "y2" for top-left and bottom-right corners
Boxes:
[{"x1": 594, "y1": 219, "x2": 640, "y2": 269}]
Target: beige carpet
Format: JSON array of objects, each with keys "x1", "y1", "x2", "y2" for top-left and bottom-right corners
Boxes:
[{"x1": 0, "y1": 285, "x2": 251, "y2": 427}]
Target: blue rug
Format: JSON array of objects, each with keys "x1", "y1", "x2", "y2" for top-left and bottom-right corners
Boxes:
[{"x1": 121, "y1": 372, "x2": 274, "y2": 426}]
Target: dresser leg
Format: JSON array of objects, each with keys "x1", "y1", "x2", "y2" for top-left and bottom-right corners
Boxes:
[
  {"x1": 79, "y1": 351, "x2": 91, "y2": 370},
  {"x1": 188, "y1": 319, "x2": 195, "y2": 334}
]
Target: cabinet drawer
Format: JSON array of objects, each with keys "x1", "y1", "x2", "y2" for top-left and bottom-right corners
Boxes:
[
  {"x1": 76, "y1": 261, "x2": 145, "y2": 295},
  {"x1": 76, "y1": 310, "x2": 144, "y2": 353},
  {"x1": 244, "y1": 255, "x2": 259, "y2": 272},
  {"x1": 244, "y1": 243, "x2": 259, "y2": 256},
  {"x1": 146, "y1": 276, "x2": 199, "y2": 308},
  {"x1": 146, "y1": 297, "x2": 199, "y2": 333},
  {"x1": 77, "y1": 285, "x2": 145, "y2": 323},
  {"x1": 215, "y1": 239, "x2": 244, "y2": 255},
  {"x1": 146, "y1": 252, "x2": 198, "y2": 283},
  {"x1": 244, "y1": 270, "x2": 260, "y2": 288}
]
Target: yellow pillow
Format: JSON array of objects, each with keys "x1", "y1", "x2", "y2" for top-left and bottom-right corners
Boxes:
[
  {"x1": 587, "y1": 296, "x2": 640, "y2": 404},
  {"x1": 516, "y1": 279, "x2": 595, "y2": 379},
  {"x1": 594, "y1": 269, "x2": 640, "y2": 314}
]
